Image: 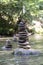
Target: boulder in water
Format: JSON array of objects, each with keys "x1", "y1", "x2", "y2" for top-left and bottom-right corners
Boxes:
[{"x1": 14, "y1": 48, "x2": 40, "y2": 56}]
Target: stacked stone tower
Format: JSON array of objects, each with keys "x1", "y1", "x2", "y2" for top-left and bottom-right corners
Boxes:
[
  {"x1": 14, "y1": 20, "x2": 40, "y2": 65},
  {"x1": 18, "y1": 20, "x2": 31, "y2": 49}
]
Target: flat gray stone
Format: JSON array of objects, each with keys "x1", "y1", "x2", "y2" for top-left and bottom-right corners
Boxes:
[
  {"x1": 14, "y1": 48, "x2": 40, "y2": 56},
  {"x1": 2, "y1": 46, "x2": 12, "y2": 50}
]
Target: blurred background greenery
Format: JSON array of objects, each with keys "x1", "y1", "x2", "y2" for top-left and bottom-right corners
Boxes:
[{"x1": 0, "y1": 0, "x2": 43, "y2": 36}]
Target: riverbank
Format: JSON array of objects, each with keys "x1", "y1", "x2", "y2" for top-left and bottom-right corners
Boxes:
[{"x1": 0, "y1": 37, "x2": 13, "y2": 41}]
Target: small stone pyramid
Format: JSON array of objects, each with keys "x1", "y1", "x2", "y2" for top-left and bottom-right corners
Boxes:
[
  {"x1": 5, "y1": 39, "x2": 12, "y2": 48},
  {"x1": 2, "y1": 39, "x2": 12, "y2": 50}
]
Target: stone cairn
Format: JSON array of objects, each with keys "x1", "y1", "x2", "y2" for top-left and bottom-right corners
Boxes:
[
  {"x1": 14, "y1": 20, "x2": 40, "y2": 65},
  {"x1": 14, "y1": 20, "x2": 31, "y2": 65},
  {"x1": 2, "y1": 39, "x2": 12, "y2": 50},
  {"x1": 17, "y1": 20, "x2": 31, "y2": 49},
  {"x1": 5, "y1": 39, "x2": 12, "y2": 49}
]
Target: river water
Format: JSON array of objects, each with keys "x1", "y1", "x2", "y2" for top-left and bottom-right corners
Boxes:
[{"x1": 0, "y1": 34, "x2": 43, "y2": 65}]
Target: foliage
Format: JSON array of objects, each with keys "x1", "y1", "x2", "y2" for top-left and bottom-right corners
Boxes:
[{"x1": 0, "y1": 0, "x2": 43, "y2": 36}]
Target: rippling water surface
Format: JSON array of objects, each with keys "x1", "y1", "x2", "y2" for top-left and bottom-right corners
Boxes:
[{"x1": 0, "y1": 34, "x2": 43, "y2": 65}]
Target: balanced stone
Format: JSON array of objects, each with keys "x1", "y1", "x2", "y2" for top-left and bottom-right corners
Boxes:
[
  {"x1": 14, "y1": 20, "x2": 40, "y2": 65},
  {"x1": 14, "y1": 48, "x2": 40, "y2": 55},
  {"x1": 13, "y1": 34, "x2": 17, "y2": 42},
  {"x1": 2, "y1": 39, "x2": 12, "y2": 50},
  {"x1": 14, "y1": 21, "x2": 40, "y2": 65},
  {"x1": 18, "y1": 21, "x2": 26, "y2": 31},
  {"x1": 17, "y1": 20, "x2": 30, "y2": 49},
  {"x1": 14, "y1": 19, "x2": 40, "y2": 55}
]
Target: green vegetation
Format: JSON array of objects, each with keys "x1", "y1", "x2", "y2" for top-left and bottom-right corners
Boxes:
[{"x1": 0, "y1": 0, "x2": 43, "y2": 36}]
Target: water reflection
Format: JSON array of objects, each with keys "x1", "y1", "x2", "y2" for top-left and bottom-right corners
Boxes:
[
  {"x1": 14, "y1": 54, "x2": 42, "y2": 65},
  {"x1": 15, "y1": 55, "x2": 29, "y2": 65},
  {"x1": 0, "y1": 53, "x2": 43, "y2": 65}
]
